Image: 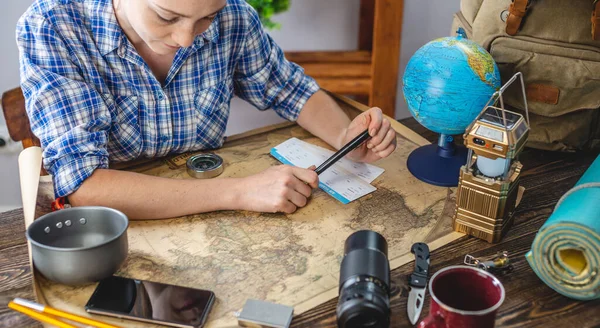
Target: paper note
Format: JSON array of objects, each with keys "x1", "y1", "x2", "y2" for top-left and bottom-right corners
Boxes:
[
  {"x1": 270, "y1": 138, "x2": 385, "y2": 204},
  {"x1": 301, "y1": 141, "x2": 384, "y2": 183}
]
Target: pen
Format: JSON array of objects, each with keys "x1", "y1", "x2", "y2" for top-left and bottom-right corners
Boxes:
[{"x1": 315, "y1": 129, "x2": 371, "y2": 175}]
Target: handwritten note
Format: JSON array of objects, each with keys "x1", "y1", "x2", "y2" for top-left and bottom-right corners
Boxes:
[{"x1": 270, "y1": 138, "x2": 384, "y2": 204}]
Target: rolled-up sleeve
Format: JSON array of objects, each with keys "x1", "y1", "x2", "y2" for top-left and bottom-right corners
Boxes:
[
  {"x1": 233, "y1": 4, "x2": 319, "y2": 121},
  {"x1": 17, "y1": 13, "x2": 111, "y2": 198}
]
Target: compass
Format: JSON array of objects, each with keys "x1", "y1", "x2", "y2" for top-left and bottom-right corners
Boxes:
[{"x1": 186, "y1": 153, "x2": 224, "y2": 179}]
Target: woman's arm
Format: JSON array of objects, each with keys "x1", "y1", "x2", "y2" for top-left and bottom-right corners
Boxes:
[
  {"x1": 297, "y1": 90, "x2": 397, "y2": 162},
  {"x1": 69, "y1": 165, "x2": 318, "y2": 220},
  {"x1": 69, "y1": 169, "x2": 237, "y2": 220}
]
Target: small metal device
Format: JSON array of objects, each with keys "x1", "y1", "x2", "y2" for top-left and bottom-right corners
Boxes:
[
  {"x1": 186, "y1": 153, "x2": 224, "y2": 179},
  {"x1": 454, "y1": 72, "x2": 530, "y2": 243},
  {"x1": 236, "y1": 299, "x2": 294, "y2": 328},
  {"x1": 464, "y1": 251, "x2": 513, "y2": 274},
  {"x1": 407, "y1": 242, "x2": 430, "y2": 325}
]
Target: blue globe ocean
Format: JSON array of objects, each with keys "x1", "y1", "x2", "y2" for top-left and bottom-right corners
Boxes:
[{"x1": 403, "y1": 35, "x2": 501, "y2": 135}]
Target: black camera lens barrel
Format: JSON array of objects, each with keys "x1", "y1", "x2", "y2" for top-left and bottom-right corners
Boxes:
[
  {"x1": 337, "y1": 230, "x2": 391, "y2": 328},
  {"x1": 339, "y1": 230, "x2": 390, "y2": 290},
  {"x1": 344, "y1": 230, "x2": 388, "y2": 256}
]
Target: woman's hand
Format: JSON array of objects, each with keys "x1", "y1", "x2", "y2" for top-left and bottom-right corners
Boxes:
[
  {"x1": 343, "y1": 107, "x2": 397, "y2": 163},
  {"x1": 237, "y1": 165, "x2": 319, "y2": 214}
]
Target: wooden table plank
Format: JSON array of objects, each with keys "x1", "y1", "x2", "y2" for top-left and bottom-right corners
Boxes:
[{"x1": 0, "y1": 209, "x2": 39, "y2": 328}]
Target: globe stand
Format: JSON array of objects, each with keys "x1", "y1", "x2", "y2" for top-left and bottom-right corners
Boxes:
[{"x1": 406, "y1": 134, "x2": 468, "y2": 187}]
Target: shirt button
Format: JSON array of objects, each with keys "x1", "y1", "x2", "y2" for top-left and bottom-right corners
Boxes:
[
  {"x1": 157, "y1": 93, "x2": 164, "y2": 100},
  {"x1": 161, "y1": 136, "x2": 169, "y2": 141}
]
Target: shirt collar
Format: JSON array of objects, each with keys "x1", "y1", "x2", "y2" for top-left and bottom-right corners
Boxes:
[
  {"x1": 202, "y1": 18, "x2": 220, "y2": 44},
  {"x1": 90, "y1": 0, "x2": 124, "y2": 56},
  {"x1": 193, "y1": 17, "x2": 220, "y2": 49}
]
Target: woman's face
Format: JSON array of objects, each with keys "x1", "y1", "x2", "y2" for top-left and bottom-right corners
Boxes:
[{"x1": 116, "y1": 0, "x2": 227, "y2": 54}]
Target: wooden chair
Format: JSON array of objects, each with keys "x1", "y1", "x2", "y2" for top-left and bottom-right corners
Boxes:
[
  {"x1": 284, "y1": 0, "x2": 404, "y2": 118},
  {"x1": 2, "y1": 87, "x2": 40, "y2": 149},
  {"x1": 2, "y1": 87, "x2": 48, "y2": 176}
]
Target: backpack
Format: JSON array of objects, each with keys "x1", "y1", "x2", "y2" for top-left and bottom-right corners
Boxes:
[{"x1": 451, "y1": 0, "x2": 600, "y2": 151}]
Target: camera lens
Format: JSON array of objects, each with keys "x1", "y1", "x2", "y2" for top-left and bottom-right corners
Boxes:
[
  {"x1": 337, "y1": 230, "x2": 390, "y2": 328},
  {"x1": 473, "y1": 138, "x2": 486, "y2": 146}
]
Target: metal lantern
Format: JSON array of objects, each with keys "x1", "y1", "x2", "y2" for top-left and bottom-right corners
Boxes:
[{"x1": 453, "y1": 72, "x2": 530, "y2": 243}]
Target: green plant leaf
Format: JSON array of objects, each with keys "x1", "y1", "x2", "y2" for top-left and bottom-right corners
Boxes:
[{"x1": 245, "y1": 0, "x2": 291, "y2": 30}]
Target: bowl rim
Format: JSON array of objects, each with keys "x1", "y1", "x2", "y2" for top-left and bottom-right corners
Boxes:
[{"x1": 26, "y1": 206, "x2": 129, "y2": 252}]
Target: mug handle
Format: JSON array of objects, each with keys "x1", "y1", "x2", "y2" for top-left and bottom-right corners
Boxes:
[{"x1": 417, "y1": 311, "x2": 445, "y2": 328}]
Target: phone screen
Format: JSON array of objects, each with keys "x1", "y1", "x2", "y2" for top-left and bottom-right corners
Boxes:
[{"x1": 85, "y1": 276, "x2": 215, "y2": 328}]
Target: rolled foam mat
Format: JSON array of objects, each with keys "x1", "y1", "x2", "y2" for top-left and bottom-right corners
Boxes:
[{"x1": 526, "y1": 154, "x2": 600, "y2": 301}]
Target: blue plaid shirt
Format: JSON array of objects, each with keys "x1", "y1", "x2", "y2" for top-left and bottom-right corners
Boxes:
[{"x1": 16, "y1": 0, "x2": 319, "y2": 198}]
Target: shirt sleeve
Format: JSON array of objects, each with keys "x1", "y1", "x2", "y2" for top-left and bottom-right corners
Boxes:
[
  {"x1": 232, "y1": 4, "x2": 320, "y2": 121},
  {"x1": 17, "y1": 13, "x2": 111, "y2": 198}
]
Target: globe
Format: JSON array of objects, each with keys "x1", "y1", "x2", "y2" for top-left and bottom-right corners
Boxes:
[
  {"x1": 402, "y1": 34, "x2": 502, "y2": 187},
  {"x1": 402, "y1": 35, "x2": 501, "y2": 135}
]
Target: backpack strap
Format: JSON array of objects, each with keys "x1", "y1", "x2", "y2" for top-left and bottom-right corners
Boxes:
[
  {"x1": 506, "y1": 0, "x2": 530, "y2": 35},
  {"x1": 593, "y1": 1, "x2": 600, "y2": 40}
]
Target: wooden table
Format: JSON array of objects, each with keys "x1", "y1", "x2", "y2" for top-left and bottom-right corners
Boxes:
[{"x1": 1, "y1": 118, "x2": 599, "y2": 328}]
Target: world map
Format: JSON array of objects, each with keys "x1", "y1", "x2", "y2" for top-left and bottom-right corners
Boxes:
[{"x1": 32, "y1": 102, "x2": 463, "y2": 328}]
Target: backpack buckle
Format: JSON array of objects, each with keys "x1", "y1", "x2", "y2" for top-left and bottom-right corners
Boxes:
[{"x1": 506, "y1": 0, "x2": 530, "y2": 35}]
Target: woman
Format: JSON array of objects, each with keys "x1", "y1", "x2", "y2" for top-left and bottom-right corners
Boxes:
[{"x1": 16, "y1": 0, "x2": 397, "y2": 220}]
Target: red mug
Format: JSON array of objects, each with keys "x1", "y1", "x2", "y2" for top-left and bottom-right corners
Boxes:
[{"x1": 418, "y1": 265, "x2": 505, "y2": 328}]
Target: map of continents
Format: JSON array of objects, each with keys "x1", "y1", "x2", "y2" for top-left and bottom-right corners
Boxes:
[{"x1": 36, "y1": 124, "x2": 460, "y2": 328}]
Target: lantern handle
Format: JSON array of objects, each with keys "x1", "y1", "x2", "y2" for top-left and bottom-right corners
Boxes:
[{"x1": 465, "y1": 72, "x2": 530, "y2": 146}]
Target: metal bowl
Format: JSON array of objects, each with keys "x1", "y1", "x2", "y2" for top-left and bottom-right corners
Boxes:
[{"x1": 26, "y1": 206, "x2": 129, "y2": 286}]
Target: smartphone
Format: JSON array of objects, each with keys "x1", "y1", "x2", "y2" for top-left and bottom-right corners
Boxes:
[{"x1": 85, "y1": 275, "x2": 215, "y2": 328}]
